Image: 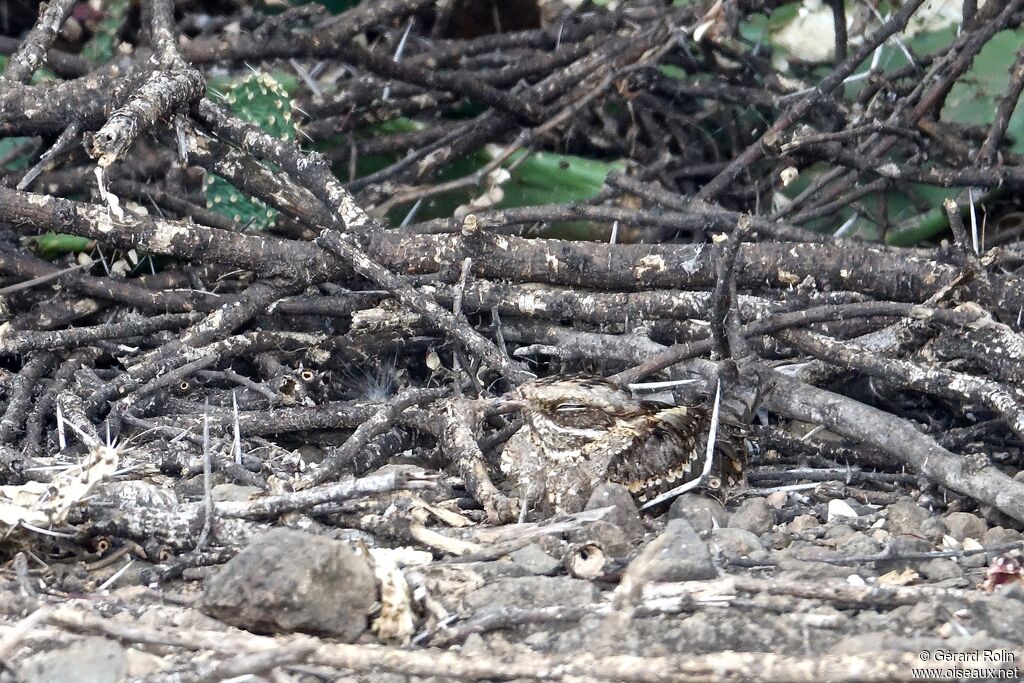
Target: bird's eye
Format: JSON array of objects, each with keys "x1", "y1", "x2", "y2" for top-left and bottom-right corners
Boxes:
[{"x1": 554, "y1": 403, "x2": 588, "y2": 412}]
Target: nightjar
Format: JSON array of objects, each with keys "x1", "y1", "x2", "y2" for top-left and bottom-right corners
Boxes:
[{"x1": 500, "y1": 375, "x2": 746, "y2": 519}]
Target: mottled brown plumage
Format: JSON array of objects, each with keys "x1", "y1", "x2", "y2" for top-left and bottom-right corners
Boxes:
[{"x1": 500, "y1": 375, "x2": 746, "y2": 518}]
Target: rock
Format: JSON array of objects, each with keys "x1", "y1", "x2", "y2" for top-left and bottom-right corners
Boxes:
[
  {"x1": 834, "y1": 532, "x2": 882, "y2": 557},
  {"x1": 824, "y1": 524, "x2": 856, "y2": 540},
  {"x1": 943, "y1": 512, "x2": 987, "y2": 542},
  {"x1": 201, "y1": 528, "x2": 375, "y2": 639},
  {"x1": 211, "y1": 483, "x2": 261, "y2": 503},
  {"x1": 464, "y1": 576, "x2": 599, "y2": 611},
  {"x1": 762, "y1": 530, "x2": 793, "y2": 550},
  {"x1": 729, "y1": 498, "x2": 774, "y2": 535},
  {"x1": 585, "y1": 482, "x2": 645, "y2": 540},
  {"x1": 876, "y1": 535, "x2": 931, "y2": 572},
  {"x1": 829, "y1": 632, "x2": 941, "y2": 656},
  {"x1": 568, "y1": 520, "x2": 631, "y2": 558},
  {"x1": 18, "y1": 638, "x2": 125, "y2": 683},
  {"x1": 918, "y1": 558, "x2": 962, "y2": 582},
  {"x1": 960, "y1": 538, "x2": 988, "y2": 569},
  {"x1": 787, "y1": 514, "x2": 821, "y2": 533},
  {"x1": 983, "y1": 526, "x2": 1024, "y2": 546},
  {"x1": 510, "y1": 544, "x2": 561, "y2": 576},
  {"x1": 666, "y1": 494, "x2": 729, "y2": 537},
  {"x1": 462, "y1": 559, "x2": 530, "y2": 581},
  {"x1": 620, "y1": 518, "x2": 718, "y2": 583},
  {"x1": 886, "y1": 499, "x2": 930, "y2": 536},
  {"x1": 124, "y1": 649, "x2": 164, "y2": 679},
  {"x1": 968, "y1": 591, "x2": 1024, "y2": 640},
  {"x1": 920, "y1": 518, "x2": 946, "y2": 543},
  {"x1": 775, "y1": 552, "x2": 859, "y2": 580},
  {"x1": 710, "y1": 527, "x2": 768, "y2": 561},
  {"x1": 826, "y1": 499, "x2": 858, "y2": 522}
]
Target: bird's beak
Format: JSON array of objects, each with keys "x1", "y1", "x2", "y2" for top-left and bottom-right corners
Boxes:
[{"x1": 485, "y1": 393, "x2": 528, "y2": 415}]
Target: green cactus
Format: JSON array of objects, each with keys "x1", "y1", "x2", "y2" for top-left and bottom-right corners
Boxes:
[
  {"x1": 82, "y1": 0, "x2": 130, "y2": 64},
  {"x1": 204, "y1": 73, "x2": 296, "y2": 231}
]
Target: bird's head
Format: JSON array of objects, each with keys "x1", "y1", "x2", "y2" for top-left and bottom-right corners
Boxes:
[{"x1": 501, "y1": 375, "x2": 642, "y2": 431}]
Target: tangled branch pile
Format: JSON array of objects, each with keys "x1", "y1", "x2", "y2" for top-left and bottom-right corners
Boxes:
[{"x1": 1, "y1": 0, "x2": 1024, "y2": 680}]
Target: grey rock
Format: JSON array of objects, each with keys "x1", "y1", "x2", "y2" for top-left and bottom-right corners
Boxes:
[
  {"x1": 776, "y1": 544, "x2": 874, "y2": 579},
  {"x1": 787, "y1": 514, "x2": 820, "y2": 533},
  {"x1": 585, "y1": 482, "x2": 645, "y2": 540},
  {"x1": 621, "y1": 518, "x2": 718, "y2": 583},
  {"x1": 510, "y1": 543, "x2": 561, "y2": 576},
  {"x1": 886, "y1": 499, "x2": 930, "y2": 536},
  {"x1": 18, "y1": 638, "x2": 125, "y2": 683},
  {"x1": 296, "y1": 444, "x2": 327, "y2": 466},
  {"x1": 834, "y1": 532, "x2": 882, "y2": 557},
  {"x1": 877, "y1": 535, "x2": 931, "y2": 572},
  {"x1": 568, "y1": 520, "x2": 631, "y2": 558},
  {"x1": 775, "y1": 559, "x2": 858, "y2": 581},
  {"x1": 978, "y1": 503, "x2": 1021, "y2": 530},
  {"x1": 763, "y1": 531, "x2": 793, "y2": 550},
  {"x1": 462, "y1": 559, "x2": 530, "y2": 581},
  {"x1": 920, "y1": 517, "x2": 947, "y2": 543},
  {"x1": 983, "y1": 526, "x2": 1024, "y2": 546},
  {"x1": 710, "y1": 527, "x2": 768, "y2": 561},
  {"x1": 211, "y1": 483, "x2": 261, "y2": 503},
  {"x1": 943, "y1": 512, "x2": 987, "y2": 542},
  {"x1": 918, "y1": 558, "x2": 962, "y2": 582},
  {"x1": 464, "y1": 576, "x2": 599, "y2": 611},
  {"x1": 961, "y1": 549, "x2": 988, "y2": 569},
  {"x1": 968, "y1": 593, "x2": 1024, "y2": 640},
  {"x1": 823, "y1": 523, "x2": 856, "y2": 540},
  {"x1": 729, "y1": 497, "x2": 774, "y2": 535},
  {"x1": 201, "y1": 527, "x2": 375, "y2": 639},
  {"x1": 667, "y1": 494, "x2": 729, "y2": 537}
]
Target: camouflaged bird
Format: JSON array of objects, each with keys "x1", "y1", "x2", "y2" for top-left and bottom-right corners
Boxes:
[{"x1": 500, "y1": 375, "x2": 746, "y2": 519}]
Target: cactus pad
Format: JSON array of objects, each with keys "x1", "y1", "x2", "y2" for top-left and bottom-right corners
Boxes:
[{"x1": 204, "y1": 73, "x2": 295, "y2": 230}]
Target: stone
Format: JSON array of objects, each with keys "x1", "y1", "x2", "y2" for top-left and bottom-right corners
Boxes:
[
  {"x1": 763, "y1": 531, "x2": 793, "y2": 550},
  {"x1": 886, "y1": 499, "x2": 930, "y2": 536},
  {"x1": 824, "y1": 524, "x2": 856, "y2": 540},
  {"x1": 464, "y1": 576, "x2": 599, "y2": 611},
  {"x1": 918, "y1": 558, "x2": 962, "y2": 582},
  {"x1": 787, "y1": 514, "x2": 821, "y2": 533},
  {"x1": 729, "y1": 497, "x2": 774, "y2": 535},
  {"x1": 18, "y1": 638, "x2": 125, "y2": 683},
  {"x1": 961, "y1": 538, "x2": 988, "y2": 569},
  {"x1": 775, "y1": 556, "x2": 860, "y2": 580},
  {"x1": 834, "y1": 532, "x2": 882, "y2": 557},
  {"x1": 983, "y1": 526, "x2": 1024, "y2": 546},
  {"x1": 967, "y1": 591, "x2": 1024, "y2": 640},
  {"x1": 943, "y1": 512, "x2": 987, "y2": 542},
  {"x1": 666, "y1": 493, "x2": 729, "y2": 537},
  {"x1": 510, "y1": 544, "x2": 561, "y2": 576},
  {"x1": 920, "y1": 518, "x2": 947, "y2": 543},
  {"x1": 876, "y1": 535, "x2": 931, "y2": 572},
  {"x1": 585, "y1": 482, "x2": 645, "y2": 540},
  {"x1": 826, "y1": 499, "x2": 859, "y2": 522},
  {"x1": 620, "y1": 518, "x2": 718, "y2": 583},
  {"x1": 710, "y1": 527, "x2": 768, "y2": 561},
  {"x1": 211, "y1": 483, "x2": 261, "y2": 503},
  {"x1": 201, "y1": 527, "x2": 375, "y2": 639},
  {"x1": 568, "y1": 520, "x2": 631, "y2": 558}
]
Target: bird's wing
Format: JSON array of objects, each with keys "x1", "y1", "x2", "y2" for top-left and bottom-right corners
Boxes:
[{"x1": 603, "y1": 405, "x2": 746, "y2": 502}]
